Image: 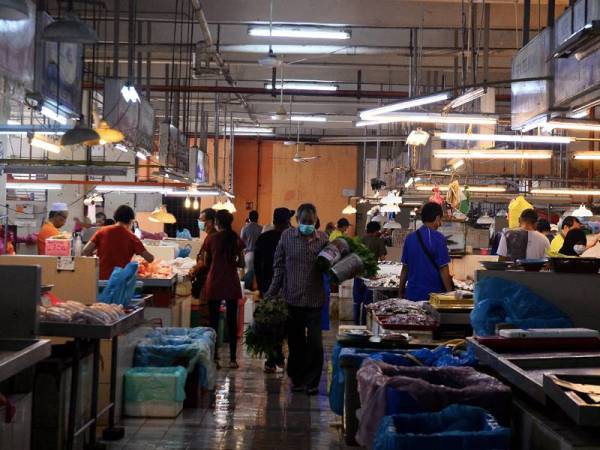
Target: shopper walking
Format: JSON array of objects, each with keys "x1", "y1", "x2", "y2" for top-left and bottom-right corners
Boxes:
[
  {"x1": 266, "y1": 203, "x2": 329, "y2": 394},
  {"x1": 254, "y1": 207, "x2": 293, "y2": 373},
  {"x1": 241, "y1": 210, "x2": 262, "y2": 287},
  {"x1": 82, "y1": 205, "x2": 154, "y2": 280},
  {"x1": 189, "y1": 208, "x2": 217, "y2": 300},
  {"x1": 202, "y1": 210, "x2": 245, "y2": 369},
  {"x1": 398, "y1": 202, "x2": 453, "y2": 301},
  {"x1": 329, "y1": 218, "x2": 351, "y2": 241}
]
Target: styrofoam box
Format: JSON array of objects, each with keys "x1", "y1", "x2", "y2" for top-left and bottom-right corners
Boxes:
[{"x1": 125, "y1": 400, "x2": 183, "y2": 418}]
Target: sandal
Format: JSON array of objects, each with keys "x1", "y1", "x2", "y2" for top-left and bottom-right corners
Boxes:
[{"x1": 229, "y1": 361, "x2": 239, "y2": 369}]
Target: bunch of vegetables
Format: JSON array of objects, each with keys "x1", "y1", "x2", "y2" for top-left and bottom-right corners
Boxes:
[{"x1": 244, "y1": 295, "x2": 288, "y2": 358}]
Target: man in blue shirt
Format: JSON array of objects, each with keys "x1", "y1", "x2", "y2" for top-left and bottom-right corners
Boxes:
[{"x1": 399, "y1": 202, "x2": 453, "y2": 301}]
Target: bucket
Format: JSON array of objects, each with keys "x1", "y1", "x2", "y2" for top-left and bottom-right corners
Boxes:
[
  {"x1": 331, "y1": 253, "x2": 364, "y2": 283},
  {"x1": 317, "y1": 238, "x2": 352, "y2": 271}
]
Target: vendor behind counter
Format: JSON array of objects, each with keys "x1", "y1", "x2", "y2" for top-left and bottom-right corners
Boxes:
[{"x1": 37, "y1": 202, "x2": 69, "y2": 255}]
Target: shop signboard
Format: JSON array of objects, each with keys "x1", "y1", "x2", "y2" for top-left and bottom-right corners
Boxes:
[
  {"x1": 35, "y1": 12, "x2": 83, "y2": 115},
  {"x1": 0, "y1": 0, "x2": 35, "y2": 89}
]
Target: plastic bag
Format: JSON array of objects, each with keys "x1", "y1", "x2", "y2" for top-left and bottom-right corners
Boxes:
[
  {"x1": 373, "y1": 404, "x2": 510, "y2": 450},
  {"x1": 355, "y1": 361, "x2": 511, "y2": 448},
  {"x1": 175, "y1": 228, "x2": 192, "y2": 240},
  {"x1": 471, "y1": 277, "x2": 573, "y2": 336},
  {"x1": 98, "y1": 261, "x2": 138, "y2": 306},
  {"x1": 124, "y1": 366, "x2": 187, "y2": 402},
  {"x1": 508, "y1": 195, "x2": 533, "y2": 229}
]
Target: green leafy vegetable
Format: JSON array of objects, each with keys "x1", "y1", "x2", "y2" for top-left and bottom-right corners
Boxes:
[{"x1": 244, "y1": 296, "x2": 289, "y2": 358}]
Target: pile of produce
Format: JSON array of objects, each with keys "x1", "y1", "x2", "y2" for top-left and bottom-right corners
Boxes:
[
  {"x1": 40, "y1": 301, "x2": 126, "y2": 325},
  {"x1": 366, "y1": 298, "x2": 437, "y2": 328},
  {"x1": 135, "y1": 257, "x2": 173, "y2": 278},
  {"x1": 317, "y1": 236, "x2": 378, "y2": 282},
  {"x1": 453, "y1": 278, "x2": 474, "y2": 292},
  {"x1": 244, "y1": 296, "x2": 288, "y2": 357}
]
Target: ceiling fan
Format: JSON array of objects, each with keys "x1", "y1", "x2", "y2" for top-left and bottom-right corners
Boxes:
[{"x1": 292, "y1": 122, "x2": 319, "y2": 163}]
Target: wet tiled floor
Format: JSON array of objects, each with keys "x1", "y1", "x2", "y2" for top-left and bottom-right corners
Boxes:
[{"x1": 105, "y1": 329, "x2": 352, "y2": 450}]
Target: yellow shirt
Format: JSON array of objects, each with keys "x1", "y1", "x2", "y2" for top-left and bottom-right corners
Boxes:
[
  {"x1": 329, "y1": 230, "x2": 344, "y2": 242},
  {"x1": 548, "y1": 233, "x2": 564, "y2": 256},
  {"x1": 37, "y1": 222, "x2": 60, "y2": 255}
]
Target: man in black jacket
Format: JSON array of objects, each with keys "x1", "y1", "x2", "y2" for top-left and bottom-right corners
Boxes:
[{"x1": 254, "y1": 207, "x2": 292, "y2": 373}]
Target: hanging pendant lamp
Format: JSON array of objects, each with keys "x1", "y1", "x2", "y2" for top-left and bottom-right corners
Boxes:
[
  {"x1": 148, "y1": 205, "x2": 177, "y2": 224},
  {"x1": 93, "y1": 120, "x2": 124, "y2": 145},
  {"x1": 60, "y1": 122, "x2": 100, "y2": 146},
  {"x1": 0, "y1": 0, "x2": 28, "y2": 20},
  {"x1": 42, "y1": 12, "x2": 99, "y2": 44}
]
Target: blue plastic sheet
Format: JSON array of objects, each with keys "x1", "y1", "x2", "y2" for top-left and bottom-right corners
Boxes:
[
  {"x1": 98, "y1": 261, "x2": 138, "y2": 306},
  {"x1": 176, "y1": 229, "x2": 192, "y2": 240},
  {"x1": 329, "y1": 345, "x2": 477, "y2": 416},
  {"x1": 471, "y1": 276, "x2": 573, "y2": 336},
  {"x1": 373, "y1": 404, "x2": 510, "y2": 450}
]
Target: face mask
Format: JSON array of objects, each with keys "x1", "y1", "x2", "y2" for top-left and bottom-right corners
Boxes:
[
  {"x1": 299, "y1": 224, "x2": 315, "y2": 236},
  {"x1": 574, "y1": 245, "x2": 586, "y2": 255},
  {"x1": 197, "y1": 220, "x2": 205, "y2": 232}
]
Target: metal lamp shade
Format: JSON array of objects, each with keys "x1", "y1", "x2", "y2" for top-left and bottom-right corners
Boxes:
[
  {"x1": 60, "y1": 126, "x2": 100, "y2": 146},
  {"x1": 0, "y1": 0, "x2": 28, "y2": 20},
  {"x1": 42, "y1": 14, "x2": 99, "y2": 44}
]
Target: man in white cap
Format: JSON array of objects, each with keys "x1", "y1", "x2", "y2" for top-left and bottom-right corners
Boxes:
[{"x1": 37, "y1": 202, "x2": 69, "y2": 254}]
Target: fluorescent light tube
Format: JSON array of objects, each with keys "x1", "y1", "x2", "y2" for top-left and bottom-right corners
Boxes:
[
  {"x1": 114, "y1": 143, "x2": 128, "y2": 152},
  {"x1": 6, "y1": 120, "x2": 20, "y2": 125},
  {"x1": 415, "y1": 185, "x2": 506, "y2": 193},
  {"x1": 446, "y1": 88, "x2": 486, "y2": 109},
  {"x1": 543, "y1": 119, "x2": 600, "y2": 132},
  {"x1": 167, "y1": 189, "x2": 221, "y2": 197},
  {"x1": 433, "y1": 149, "x2": 553, "y2": 160},
  {"x1": 360, "y1": 92, "x2": 451, "y2": 119},
  {"x1": 95, "y1": 185, "x2": 173, "y2": 194},
  {"x1": 571, "y1": 98, "x2": 600, "y2": 116},
  {"x1": 436, "y1": 132, "x2": 573, "y2": 144},
  {"x1": 135, "y1": 151, "x2": 148, "y2": 160},
  {"x1": 248, "y1": 25, "x2": 350, "y2": 40},
  {"x1": 224, "y1": 126, "x2": 274, "y2": 134},
  {"x1": 531, "y1": 188, "x2": 600, "y2": 196},
  {"x1": 573, "y1": 151, "x2": 600, "y2": 160},
  {"x1": 290, "y1": 115, "x2": 327, "y2": 122},
  {"x1": 30, "y1": 137, "x2": 61, "y2": 154},
  {"x1": 121, "y1": 85, "x2": 141, "y2": 103},
  {"x1": 264, "y1": 82, "x2": 338, "y2": 91},
  {"x1": 7, "y1": 182, "x2": 62, "y2": 190},
  {"x1": 356, "y1": 112, "x2": 497, "y2": 127},
  {"x1": 40, "y1": 105, "x2": 69, "y2": 125},
  {"x1": 569, "y1": 110, "x2": 591, "y2": 119}
]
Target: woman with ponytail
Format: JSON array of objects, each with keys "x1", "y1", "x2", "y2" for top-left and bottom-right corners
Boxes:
[{"x1": 201, "y1": 209, "x2": 246, "y2": 368}]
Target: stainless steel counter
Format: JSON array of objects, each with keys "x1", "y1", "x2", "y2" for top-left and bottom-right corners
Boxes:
[{"x1": 0, "y1": 338, "x2": 51, "y2": 383}]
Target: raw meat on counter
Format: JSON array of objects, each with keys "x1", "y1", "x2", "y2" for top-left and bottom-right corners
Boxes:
[
  {"x1": 135, "y1": 257, "x2": 174, "y2": 278},
  {"x1": 366, "y1": 298, "x2": 437, "y2": 328},
  {"x1": 40, "y1": 301, "x2": 126, "y2": 325}
]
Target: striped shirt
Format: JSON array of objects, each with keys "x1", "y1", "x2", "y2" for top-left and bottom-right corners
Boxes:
[{"x1": 266, "y1": 227, "x2": 329, "y2": 308}]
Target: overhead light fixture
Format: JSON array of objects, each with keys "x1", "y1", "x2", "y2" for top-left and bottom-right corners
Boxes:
[
  {"x1": 573, "y1": 151, "x2": 600, "y2": 160},
  {"x1": 184, "y1": 197, "x2": 191, "y2": 209},
  {"x1": 569, "y1": 110, "x2": 591, "y2": 119},
  {"x1": 264, "y1": 81, "x2": 338, "y2": 91},
  {"x1": 136, "y1": 150, "x2": 148, "y2": 160},
  {"x1": 114, "y1": 143, "x2": 128, "y2": 152},
  {"x1": 167, "y1": 189, "x2": 222, "y2": 197},
  {"x1": 380, "y1": 191, "x2": 402, "y2": 205},
  {"x1": 416, "y1": 184, "x2": 506, "y2": 193},
  {"x1": 360, "y1": 92, "x2": 451, "y2": 120},
  {"x1": 342, "y1": 204, "x2": 357, "y2": 214},
  {"x1": 543, "y1": 119, "x2": 600, "y2": 132},
  {"x1": 42, "y1": 13, "x2": 99, "y2": 44},
  {"x1": 192, "y1": 198, "x2": 199, "y2": 210},
  {"x1": 148, "y1": 205, "x2": 177, "y2": 224},
  {"x1": 6, "y1": 182, "x2": 62, "y2": 191},
  {"x1": 531, "y1": 188, "x2": 600, "y2": 196},
  {"x1": 570, "y1": 98, "x2": 600, "y2": 118},
  {"x1": 224, "y1": 126, "x2": 274, "y2": 135},
  {"x1": 0, "y1": 126, "x2": 68, "y2": 135},
  {"x1": 433, "y1": 149, "x2": 553, "y2": 160},
  {"x1": 380, "y1": 204, "x2": 401, "y2": 213},
  {"x1": 95, "y1": 120, "x2": 125, "y2": 144},
  {"x1": 356, "y1": 112, "x2": 497, "y2": 127},
  {"x1": 121, "y1": 85, "x2": 141, "y2": 103},
  {"x1": 519, "y1": 115, "x2": 549, "y2": 132},
  {"x1": 272, "y1": 115, "x2": 327, "y2": 122},
  {"x1": 60, "y1": 124, "x2": 100, "y2": 146},
  {"x1": 30, "y1": 136, "x2": 61, "y2": 154},
  {"x1": 248, "y1": 25, "x2": 351, "y2": 40},
  {"x1": 445, "y1": 88, "x2": 486, "y2": 110},
  {"x1": 0, "y1": 0, "x2": 28, "y2": 20},
  {"x1": 40, "y1": 105, "x2": 69, "y2": 125},
  {"x1": 406, "y1": 129, "x2": 430, "y2": 146},
  {"x1": 272, "y1": 103, "x2": 287, "y2": 120},
  {"x1": 6, "y1": 120, "x2": 20, "y2": 125},
  {"x1": 95, "y1": 185, "x2": 174, "y2": 194},
  {"x1": 573, "y1": 204, "x2": 594, "y2": 217},
  {"x1": 436, "y1": 132, "x2": 573, "y2": 145}
]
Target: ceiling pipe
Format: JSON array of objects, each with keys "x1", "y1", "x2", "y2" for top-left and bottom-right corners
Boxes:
[{"x1": 190, "y1": 0, "x2": 256, "y2": 122}]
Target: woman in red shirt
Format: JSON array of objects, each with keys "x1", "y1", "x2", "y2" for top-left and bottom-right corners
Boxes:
[
  {"x1": 202, "y1": 210, "x2": 245, "y2": 368},
  {"x1": 82, "y1": 205, "x2": 154, "y2": 279}
]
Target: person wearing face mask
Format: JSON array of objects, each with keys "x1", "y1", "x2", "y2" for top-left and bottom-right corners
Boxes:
[
  {"x1": 398, "y1": 202, "x2": 453, "y2": 301},
  {"x1": 265, "y1": 203, "x2": 329, "y2": 395},
  {"x1": 189, "y1": 208, "x2": 217, "y2": 299},
  {"x1": 559, "y1": 229, "x2": 589, "y2": 257}
]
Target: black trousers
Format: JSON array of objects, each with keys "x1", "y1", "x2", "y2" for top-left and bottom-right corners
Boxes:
[
  {"x1": 208, "y1": 299, "x2": 239, "y2": 362},
  {"x1": 286, "y1": 305, "x2": 324, "y2": 389}
]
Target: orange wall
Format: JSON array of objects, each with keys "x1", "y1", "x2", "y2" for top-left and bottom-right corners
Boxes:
[{"x1": 232, "y1": 139, "x2": 358, "y2": 234}]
